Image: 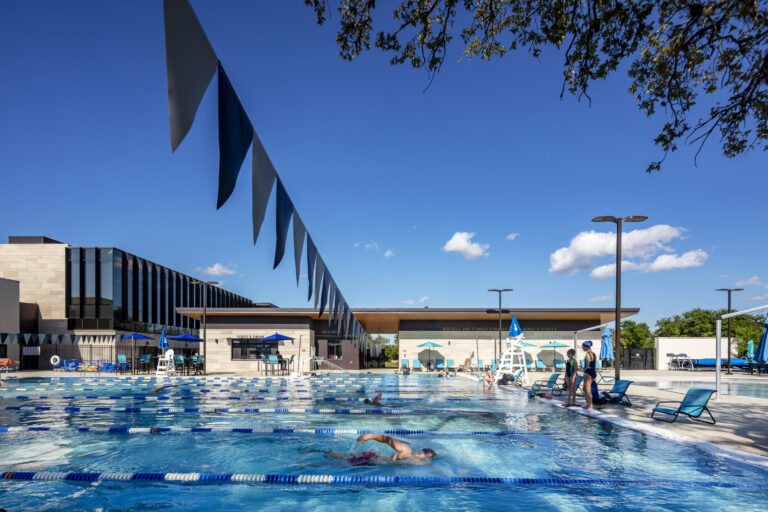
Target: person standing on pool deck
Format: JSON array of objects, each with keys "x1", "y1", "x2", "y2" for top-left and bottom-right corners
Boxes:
[
  {"x1": 582, "y1": 341, "x2": 596, "y2": 410},
  {"x1": 564, "y1": 349, "x2": 578, "y2": 407}
]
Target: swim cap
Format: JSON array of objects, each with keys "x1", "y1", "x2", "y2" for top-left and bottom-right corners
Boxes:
[{"x1": 582, "y1": 340, "x2": 593, "y2": 348}]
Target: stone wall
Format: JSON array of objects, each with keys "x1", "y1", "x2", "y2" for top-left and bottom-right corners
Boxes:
[
  {"x1": 0, "y1": 278, "x2": 20, "y2": 333},
  {"x1": 0, "y1": 243, "x2": 68, "y2": 333}
]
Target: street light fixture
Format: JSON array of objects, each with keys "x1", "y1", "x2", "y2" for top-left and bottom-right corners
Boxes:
[
  {"x1": 488, "y1": 289, "x2": 513, "y2": 364},
  {"x1": 190, "y1": 279, "x2": 220, "y2": 375},
  {"x1": 591, "y1": 215, "x2": 648, "y2": 380},
  {"x1": 715, "y1": 288, "x2": 743, "y2": 374}
]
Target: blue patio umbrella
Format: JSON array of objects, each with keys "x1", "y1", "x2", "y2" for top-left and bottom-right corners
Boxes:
[
  {"x1": 261, "y1": 333, "x2": 294, "y2": 341},
  {"x1": 509, "y1": 315, "x2": 523, "y2": 337},
  {"x1": 747, "y1": 339, "x2": 755, "y2": 361},
  {"x1": 122, "y1": 332, "x2": 154, "y2": 375},
  {"x1": 600, "y1": 326, "x2": 615, "y2": 362},
  {"x1": 168, "y1": 334, "x2": 203, "y2": 342},
  {"x1": 755, "y1": 314, "x2": 768, "y2": 365},
  {"x1": 417, "y1": 341, "x2": 442, "y2": 365},
  {"x1": 541, "y1": 341, "x2": 569, "y2": 366}
]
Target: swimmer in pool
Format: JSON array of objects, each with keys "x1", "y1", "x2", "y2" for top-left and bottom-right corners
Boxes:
[
  {"x1": 303, "y1": 434, "x2": 436, "y2": 465},
  {"x1": 148, "y1": 384, "x2": 178, "y2": 395},
  {"x1": 363, "y1": 391, "x2": 384, "y2": 406}
]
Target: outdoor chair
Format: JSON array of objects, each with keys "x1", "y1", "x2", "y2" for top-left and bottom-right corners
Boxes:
[
  {"x1": 412, "y1": 360, "x2": 422, "y2": 371},
  {"x1": 596, "y1": 370, "x2": 615, "y2": 384},
  {"x1": 651, "y1": 388, "x2": 716, "y2": 424},
  {"x1": 525, "y1": 360, "x2": 532, "y2": 370},
  {"x1": 570, "y1": 375, "x2": 584, "y2": 396},
  {"x1": 436, "y1": 359, "x2": 445, "y2": 370},
  {"x1": 286, "y1": 355, "x2": 295, "y2": 373},
  {"x1": 116, "y1": 354, "x2": 130, "y2": 373},
  {"x1": 532, "y1": 373, "x2": 562, "y2": 395},
  {"x1": 600, "y1": 379, "x2": 633, "y2": 406},
  {"x1": 137, "y1": 353, "x2": 152, "y2": 374},
  {"x1": 476, "y1": 360, "x2": 483, "y2": 372},
  {"x1": 401, "y1": 359, "x2": 409, "y2": 370},
  {"x1": 268, "y1": 354, "x2": 281, "y2": 375},
  {"x1": 447, "y1": 359, "x2": 456, "y2": 372},
  {"x1": 535, "y1": 360, "x2": 546, "y2": 371},
  {"x1": 193, "y1": 355, "x2": 204, "y2": 375},
  {"x1": 554, "y1": 360, "x2": 565, "y2": 370},
  {"x1": 174, "y1": 355, "x2": 186, "y2": 375}
]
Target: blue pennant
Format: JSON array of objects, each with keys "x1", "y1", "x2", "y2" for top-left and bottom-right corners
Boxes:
[
  {"x1": 274, "y1": 179, "x2": 294, "y2": 268},
  {"x1": 306, "y1": 236, "x2": 317, "y2": 301},
  {"x1": 216, "y1": 63, "x2": 253, "y2": 209}
]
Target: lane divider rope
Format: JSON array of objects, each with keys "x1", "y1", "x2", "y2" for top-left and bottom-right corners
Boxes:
[
  {"x1": 1, "y1": 471, "x2": 765, "y2": 488},
  {"x1": 0, "y1": 395, "x2": 507, "y2": 402},
  {"x1": 1, "y1": 406, "x2": 462, "y2": 415},
  {"x1": 0, "y1": 426, "x2": 542, "y2": 436}
]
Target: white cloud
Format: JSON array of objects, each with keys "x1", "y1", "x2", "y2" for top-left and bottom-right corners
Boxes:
[
  {"x1": 400, "y1": 299, "x2": 415, "y2": 305},
  {"x1": 201, "y1": 263, "x2": 236, "y2": 276},
  {"x1": 735, "y1": 275, "x2": 762, "y2": 287},
  {"x1": 384, "y1": 249, "x2": 394, "y2": 258},
  {"x1": 588, "y1": 294, "x2": 612, "y2": 302},
  {"x1": 505, "y1": 233, "x2": 519, "y2": 241},
  {"x1": 588, "y1": 250, "x2": 708, "y2": 280},
  {"x1": 419, "y1": 296, "x2": 430, "y2": 303},
  {"x1": 353, "y1": 242, "x2": 360, "y2": 247},
  {"x1": 746, "y1": 294, "x2": 768, "y2": 301},
  {"x1": 717, "y1": 274, "x2": 730, "y2": 279},
  {"x1": 364, "y1": 241, "x2": 379, "y2": 251},
  {"x1": 442, "y1": 232, "x2": 490, "y2": 260}
]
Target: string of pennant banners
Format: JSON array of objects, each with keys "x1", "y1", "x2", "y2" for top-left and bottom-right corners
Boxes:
[{"x1": 162, "y1": 0, "x2": 367, "y2": 346}]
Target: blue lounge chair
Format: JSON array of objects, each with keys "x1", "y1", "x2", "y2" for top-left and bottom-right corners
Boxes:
[
  {"x1": 554, "y1": 360, "x2": 565, "y2": 370},
  {"x1": 532, "y1": 373, "x2": 562, "y2": 395},
  {"x1": 401, "y1": 359, "x2": 409, "y2": 370},
  {"x1": 436, "y1": 359, "x2": 445, "y2": 370},
  {"x1": 490, "y1": 359, "x2": 498, "y2": 372},
  {"x1": 651, "y1": 388, "x2": 716, "y2": 424},
  {"x1": 525, "y1": 360, "x2": 532, "y2": 369},
  {"x1": 447, "y1": 359, "x2": 455, "y2": 371},
  {"x1": 597, "y1": 370, "x2": 614, "y2": 384},
  {"x1": 477, "y1": 360, "x2": 483, "y2": 371},
  {"x1": 535, "y1": 360, "x2": 546, "y2": 371},
  {"x1": 412, "y1": 360, "x2": 421, "y2": 371},
  {"x1": 600, "y1": 379, "x2": 633, "y2": 406},
  {"x1": 572, "y1": 375, "x2": 584, "y2": 396}
]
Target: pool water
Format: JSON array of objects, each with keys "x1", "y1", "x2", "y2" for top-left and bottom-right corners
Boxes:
[
  {"x1": 635, "y1": 379, "x2": 768, "y2": 400},
  {"x1": 0, "y1": 374, "x2": 766, "y2": 511}
]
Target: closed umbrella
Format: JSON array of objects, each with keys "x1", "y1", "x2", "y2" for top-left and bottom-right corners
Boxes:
[
  {"x1": 600, "y1": 327, "x2": 614, "y2": 365},
  {"x1": 417, "y1": 342, "x2": 442, "y2": 366},
  {"x1": 755, "y1": 314, "x2": 768, "y2": 365},
  {"x1": 747, "y1": 339, "x2": 755, "y2": 361}
]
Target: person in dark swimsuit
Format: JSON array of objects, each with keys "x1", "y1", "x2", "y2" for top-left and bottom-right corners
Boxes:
[
  {"x1": 363, "y1": 392, "x2": 384, "y2": 406},
  {"x1": 564, "y1": 348, "x2": 578, "y2": 407},
  {"x1": 582, "y1": 341, "x2": 596, "y2": 410},
  {"x1": 303, "y1": 434, "x2": 436, "y2": 465}
]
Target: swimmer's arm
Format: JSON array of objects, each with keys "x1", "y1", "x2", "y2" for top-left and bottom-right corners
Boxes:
[
  {"x1": 373, "y1": 392, "x2": 382, "y2": 405},
  {"x1": 356, "y1": 434, "x2": 413, "y2": 457}
]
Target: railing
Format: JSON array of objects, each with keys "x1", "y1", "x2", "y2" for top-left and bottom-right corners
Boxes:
[{"x1": 315, "y1": 359, "x2": 346, "y2": 372}]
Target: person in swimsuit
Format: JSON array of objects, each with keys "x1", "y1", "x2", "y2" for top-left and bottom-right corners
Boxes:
[
  {"x1": 303, "y1": 434, "x2": 436, "y2": 465},
  {"x1": 564, "y1": 348, "x2": 578, "y2": 407},
  {"x1": 483, "y1": 370, "x2": 494, "y2": 387},
  {"x1": 582, "y1": 341, "x2": 596, "y2": 410},
  {"x1": 363, "y1": 391, "x2": 384, "y2": 406},
  {"x1": 148, "y1": 384, "x2": 178, "y2": 395}
]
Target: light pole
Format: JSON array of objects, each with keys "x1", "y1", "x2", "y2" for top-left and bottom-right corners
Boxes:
[
  {"x1": 190, "y1": 279, "x2": 219, "y2": 375},
  {"x1": 716, "y1": 288, "x2": 743, "y2": 374},
  {"x1": 592, "y1": 216, "x2": 647, "y2": 381},
  {"x1": 488, "y1": 289, "x2": 513, "y2": 364}
]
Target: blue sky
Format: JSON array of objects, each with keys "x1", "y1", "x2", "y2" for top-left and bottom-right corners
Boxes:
[{"x1": 1, "y1": 1, "x2": 766, "y2": 331}]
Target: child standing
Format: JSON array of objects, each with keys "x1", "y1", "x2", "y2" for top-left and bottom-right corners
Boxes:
[{"x1": 565, "y1": 349, "x2": 578, "y2": 407}]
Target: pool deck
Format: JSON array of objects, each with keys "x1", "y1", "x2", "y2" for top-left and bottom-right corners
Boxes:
[{"x1": 7, "y1": 368, "x2": 768, "y2": 467}]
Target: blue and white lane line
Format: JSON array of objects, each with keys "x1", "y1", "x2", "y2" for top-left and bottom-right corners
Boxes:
[
  {"x1": 0, "y1": 395, "x2": 509, "y2": 402},
  {"x1": 1, "y1": 471, "x2": 766, "y2": 488},
  {"x1": 0, "y1": 387, "x2": 470, "y2": 395},
  {"x1": 0, "y1": 426, "x2": 541, "y2": 436},
  {"x1": 1, "y1": 406, "x2": 477, "y2": 415}
]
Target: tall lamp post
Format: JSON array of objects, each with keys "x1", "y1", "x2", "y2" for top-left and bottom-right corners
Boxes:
[
  {"x1": 715, "y1": 288, "x2": 743, "y2": 374},
  {"x1": 488, "y1": 289, "x2": 513, "y2": 364},
  {"x1": 592, "y1": 216, "x2": 647, "y2": 381},
  {"x1": 190, "y1": 279, "x2": 219, "y2": 375}
]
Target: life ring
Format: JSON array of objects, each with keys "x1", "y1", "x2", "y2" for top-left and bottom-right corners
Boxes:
[{"x1": 50, "y1": 355, "x2": 61, "y2": 366}]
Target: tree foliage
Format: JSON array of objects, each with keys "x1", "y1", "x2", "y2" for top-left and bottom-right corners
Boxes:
[
  {"x1": 620, "y1": 320, "x2": 654, "y2": 349},
  {"x1": 654, "y1": 308, "x2": 765, "y2": 356},
  {"x1": 306, "y1": 1, "x2": 768, "y2": 172}
]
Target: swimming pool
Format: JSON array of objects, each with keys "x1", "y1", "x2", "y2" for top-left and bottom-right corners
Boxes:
[
  {"x1": 635, "y1": 379, "x2": 768, "y2": 400},
  {"x1": 0, "y1": 374, "x2": 766, "y2": 511}
]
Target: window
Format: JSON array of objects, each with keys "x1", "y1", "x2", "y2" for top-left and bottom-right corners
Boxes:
[
  {"x1": 68, "y1": 248, "x2": 81, "y2": 318},
  {"x1": 231, "y1": 339, "x2": 277, "y2": 360},
  {"x1": 328, "y1": 341, "x2": 342, "y2": 359}
]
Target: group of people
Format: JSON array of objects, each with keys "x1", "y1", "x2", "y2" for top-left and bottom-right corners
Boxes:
[{"x1": 482, "y1": 340, "x2": 601, "y2": 410}]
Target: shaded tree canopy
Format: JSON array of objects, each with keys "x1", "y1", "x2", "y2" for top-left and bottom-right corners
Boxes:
[
  {"x1": 654, "y1": 308, "x2": 765, "y2": 355},
  {"x1": 306, "y1": 1, "x2": 768, "y2": 172},
  {"x1": 620, "y1": 320, "x2": 654, "y2": 349}
]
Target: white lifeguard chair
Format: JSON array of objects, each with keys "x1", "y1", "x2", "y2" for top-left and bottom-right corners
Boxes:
[
  {"x1": 495, "y1": 315, "x2": 529, "y2": 385},
  {"x1": 156, "y1": 349, "x2": 176, "y2": 376}
]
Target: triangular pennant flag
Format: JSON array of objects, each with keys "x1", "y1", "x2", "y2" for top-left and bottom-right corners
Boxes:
[
  {"x1": 318, "y1": 269, "x2": 329, "y2": 318},
  {"x1": 509, "y1": 314, "x2": 523, "y2": 337},
  {"x1": 62, "y1": 334, "x2": 70, "y2": 344},
  {"x1": 292, "y1": 213, "x2": 306, "y2": 285},
  {"x1": 23, "y1": 333, "x2": 31, "y2": 344},
  {"x1": 314, "y1": 255, "x2": 324, "y2": 309},
  {"x1": 306, "y1": 236, "x2": 317, "y2": 302},
  {"x1": 334, "y1": 291, "x2": 342, "y2": 333},
  {"x1": 163, "y1": 0, "x2": 218, "y2": 151},
  {"x1": 336, "y1": 299, "x2": 344, "y2": 334},
  {"x1": 0, "y1": 333, "x2": 6, "y2": 344},
  {"x1": 274, "y1": 178, "x2": 294, "y2": 268},
  {"x1": 345, "y1": 305, "x2": 352, "y2": 338},
  {"x1": 216, "y1": 62, "x2": 253, "y2": 209},
  {"x1": 251, "y1": 131, "x2": 276, "y2": 244},
  {"x1": 327, "y1": 279, "x2": 337, "y2": 326},
  {"x1": 6, "y1": 334, "x2": 15, "y2": 344},
  {"x1": 38, "y1": 334, "x2": 47, "y2": 344}
]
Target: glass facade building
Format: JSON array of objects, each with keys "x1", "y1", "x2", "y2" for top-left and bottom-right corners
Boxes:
[{"x1": 66, "y1": 248, "x2": 252, "y2": 334}]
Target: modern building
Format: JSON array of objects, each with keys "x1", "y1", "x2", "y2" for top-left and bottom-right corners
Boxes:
[
  {"x1": 0, "y1": 236, "x2": 254, "y2": 368},
  {"x1": 177, "y1": 307, "x2": 639, "y2": 373}
]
